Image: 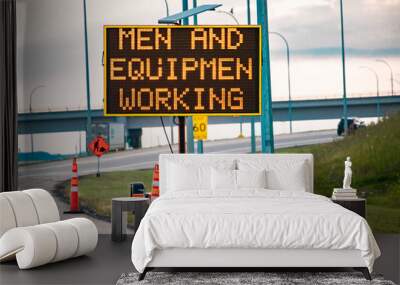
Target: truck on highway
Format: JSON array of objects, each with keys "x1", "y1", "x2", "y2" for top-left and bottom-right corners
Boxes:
[{"x1": 92, "y1": 123, "x2": 125, "y2": 151}]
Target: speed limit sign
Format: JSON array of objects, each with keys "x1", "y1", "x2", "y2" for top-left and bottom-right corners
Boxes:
[{"x1": 193, "y1": 115, "x2": 208, "y2": 140}]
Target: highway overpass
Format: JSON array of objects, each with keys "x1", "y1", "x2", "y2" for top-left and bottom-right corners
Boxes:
[{"x1": 18, "y1": 95, "x2": 400, "y2": 134}]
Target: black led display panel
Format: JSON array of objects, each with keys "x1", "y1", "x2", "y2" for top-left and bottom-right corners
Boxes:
[{"x1": 104, "y1": 26, "x2": 261, "y2": 116}]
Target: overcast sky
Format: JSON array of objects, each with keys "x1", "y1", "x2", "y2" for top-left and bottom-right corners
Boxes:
[
  {"x1": 166, "y1": 0, "x2": 400, "y2": 53},
  {"x1": 268, "y1": 0, "x2": 400, "y2": 53},
  {"x1": 17, "y1": 0, "x2": 400, "y2": 112}
]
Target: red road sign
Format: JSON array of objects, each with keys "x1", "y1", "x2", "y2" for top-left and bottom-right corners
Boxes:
[{"x1": 89, "y1": 136, "x2": 110, "y2": 157}]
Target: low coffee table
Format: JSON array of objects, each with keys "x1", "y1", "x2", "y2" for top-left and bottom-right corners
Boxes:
[{"x1": 111, "y1": 197, "x2": 149, "y2": 242}]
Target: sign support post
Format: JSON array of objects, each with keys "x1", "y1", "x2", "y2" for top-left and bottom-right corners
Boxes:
[
  {"x1": 197, "y1": 139, "x2": 204, "y2": 153},
  {"x1": 178, "y1": 117, "x2": 186, "y2": 153},
  {"x1": 96, "y1": 156, "x2": 100, "y2": 177},
  {"x1": 257, "y1": 0, "x2": 274, "y2": 153},
  {"x1": 157, "y1": 4, "x2": 223, "y2": 153},
  {"x1": 192, "y1": 0, "x2": 204, "y2": 154},
  {"x1": 182, "y1": 0, "x2": 194, "y2": 154},
  {"x1": 88, "y1": 135, "x2": 109, "y2": 175},
  {"x1": 247, "y1": 0, "x2": 256, "y2": 153}
]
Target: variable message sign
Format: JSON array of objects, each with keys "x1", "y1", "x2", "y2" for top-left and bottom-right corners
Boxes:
[{"x1": 104, "y1": 26, "x2": 261, "y2": 116}]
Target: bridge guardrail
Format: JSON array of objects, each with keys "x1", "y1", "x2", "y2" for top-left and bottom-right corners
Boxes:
[{"x1": 18, "y1": 91, "x2": 399, "y2": 114}]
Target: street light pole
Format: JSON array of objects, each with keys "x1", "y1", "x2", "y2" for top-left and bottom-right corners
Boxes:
[
  {"x1": 360, "y1": 66, "x2": 380, "y2": 118},
  {"x1": 29, "y1": 85, "x2": 45, "y2": 153},
  {"x1": 339, "y1": 0, "x2": 348, "y2": 134},
  {"x1": 83, "y1": 0, "x2": 93, "y2": 154},
  {"x1": 215, "y1": 9, "x2": 244, "y2": 139},
  {"x1": 270, "y1": 31, "x2": 292, "y2": 134},
  {"x1": 215, "y1": 9, "x2": 240, "y2": 24},
  {"x1": 29, "y1": 85, "x2": 45, "y2": 113},
  {"x1": 376, "y1": 59, "x2": 394, "y2": 96},
  {"x1": 163, "y1": 0, "x2": 170, "y2": 17}
]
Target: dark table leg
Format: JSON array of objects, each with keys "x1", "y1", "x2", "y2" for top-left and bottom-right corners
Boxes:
[
  {"x1": 112, "y1": 201, "x2": 126, "y2": 242},
  {"x1": 134, "y1": 203, "x2": 148, "y2": 234}
]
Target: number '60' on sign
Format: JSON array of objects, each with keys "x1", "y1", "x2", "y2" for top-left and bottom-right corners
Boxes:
[{"x1": 193, "y1": 116, "x2": 208, "y2": 140}]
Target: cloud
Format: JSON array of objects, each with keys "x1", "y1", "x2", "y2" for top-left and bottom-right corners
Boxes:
[
  {"x1": 268, "y1": 0, "x2": 400, "y2": 54},
  {"x1": 180, "y1": 0, "x2": 400, "y2": 56}
]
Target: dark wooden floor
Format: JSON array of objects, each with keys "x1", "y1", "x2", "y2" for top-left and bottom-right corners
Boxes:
[
  {"x1": 0, "y1": 235, "x2": 134, "y2": 285},
  {"x1": 0, "y1": 234, "x2": 398, "y2": 285}
]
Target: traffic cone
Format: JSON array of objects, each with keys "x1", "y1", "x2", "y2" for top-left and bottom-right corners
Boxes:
[
  {"x1": 151, "y1": 163, "x2": 160, "y2": 199},
  {"x1": 64, "y1": 158, "x2": 83, "y2": 213}
]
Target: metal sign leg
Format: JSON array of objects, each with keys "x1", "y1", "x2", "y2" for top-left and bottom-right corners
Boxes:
[
  {"x1": 178, "y1": 116, "x2": 186, "y2": 153},
  {"x1": 96, "y1": 156, "x2": 100, "y2": 177}
]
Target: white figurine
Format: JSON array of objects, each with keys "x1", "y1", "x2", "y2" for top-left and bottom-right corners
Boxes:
[{"x1": 343, "y1": 156, "x2": 352, "y2": 189}]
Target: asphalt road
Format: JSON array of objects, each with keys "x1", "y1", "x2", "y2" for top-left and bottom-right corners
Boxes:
[{"x1": 19, "y1": 129, "x2": 339, "y2": 179}]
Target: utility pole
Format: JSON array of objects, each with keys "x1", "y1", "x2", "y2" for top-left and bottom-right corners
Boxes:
[
  {"x1": 257, "y1": 0, "x2": 274, "y2": 153},
  {"x1": 339, "y1": 0, "x2": 348, "y2": 134}
]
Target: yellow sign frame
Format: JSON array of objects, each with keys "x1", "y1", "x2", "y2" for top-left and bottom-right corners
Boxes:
[{"x1": 103, "y1": 25, "x2": 262, "y2": 117}]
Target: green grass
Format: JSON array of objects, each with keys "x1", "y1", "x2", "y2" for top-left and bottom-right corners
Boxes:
[
  {"x1": 63, "y1": 169, "x2": 153, "y2": 218},
  {"x1": 278, "y1": 113, "x2": 400, "y2": 233},
  {"x1": 367, "y1": 205, "x2": 400, "y2": 233},
  {"x1": 63, "y1": 113, "x2": 400, "y2": 233}
]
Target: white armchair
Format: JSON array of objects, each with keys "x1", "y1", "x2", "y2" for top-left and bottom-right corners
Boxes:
[{"x1": 0, "y1": 189, "x2": 98, "y2": 269}]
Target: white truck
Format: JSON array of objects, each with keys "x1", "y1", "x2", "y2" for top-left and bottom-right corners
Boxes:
[{"x1": 108, "y1": 123, "x2": 125, "y2": 151}]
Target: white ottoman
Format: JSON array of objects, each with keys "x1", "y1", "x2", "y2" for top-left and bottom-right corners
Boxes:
[{"x1": 0, "y1": 189, "x2": 98, "y2": 269}]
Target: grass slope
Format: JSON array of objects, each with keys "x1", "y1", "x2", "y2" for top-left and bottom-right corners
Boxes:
[{"x1": 278, "y1": 113, "x2": 400, "y2": 233}]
